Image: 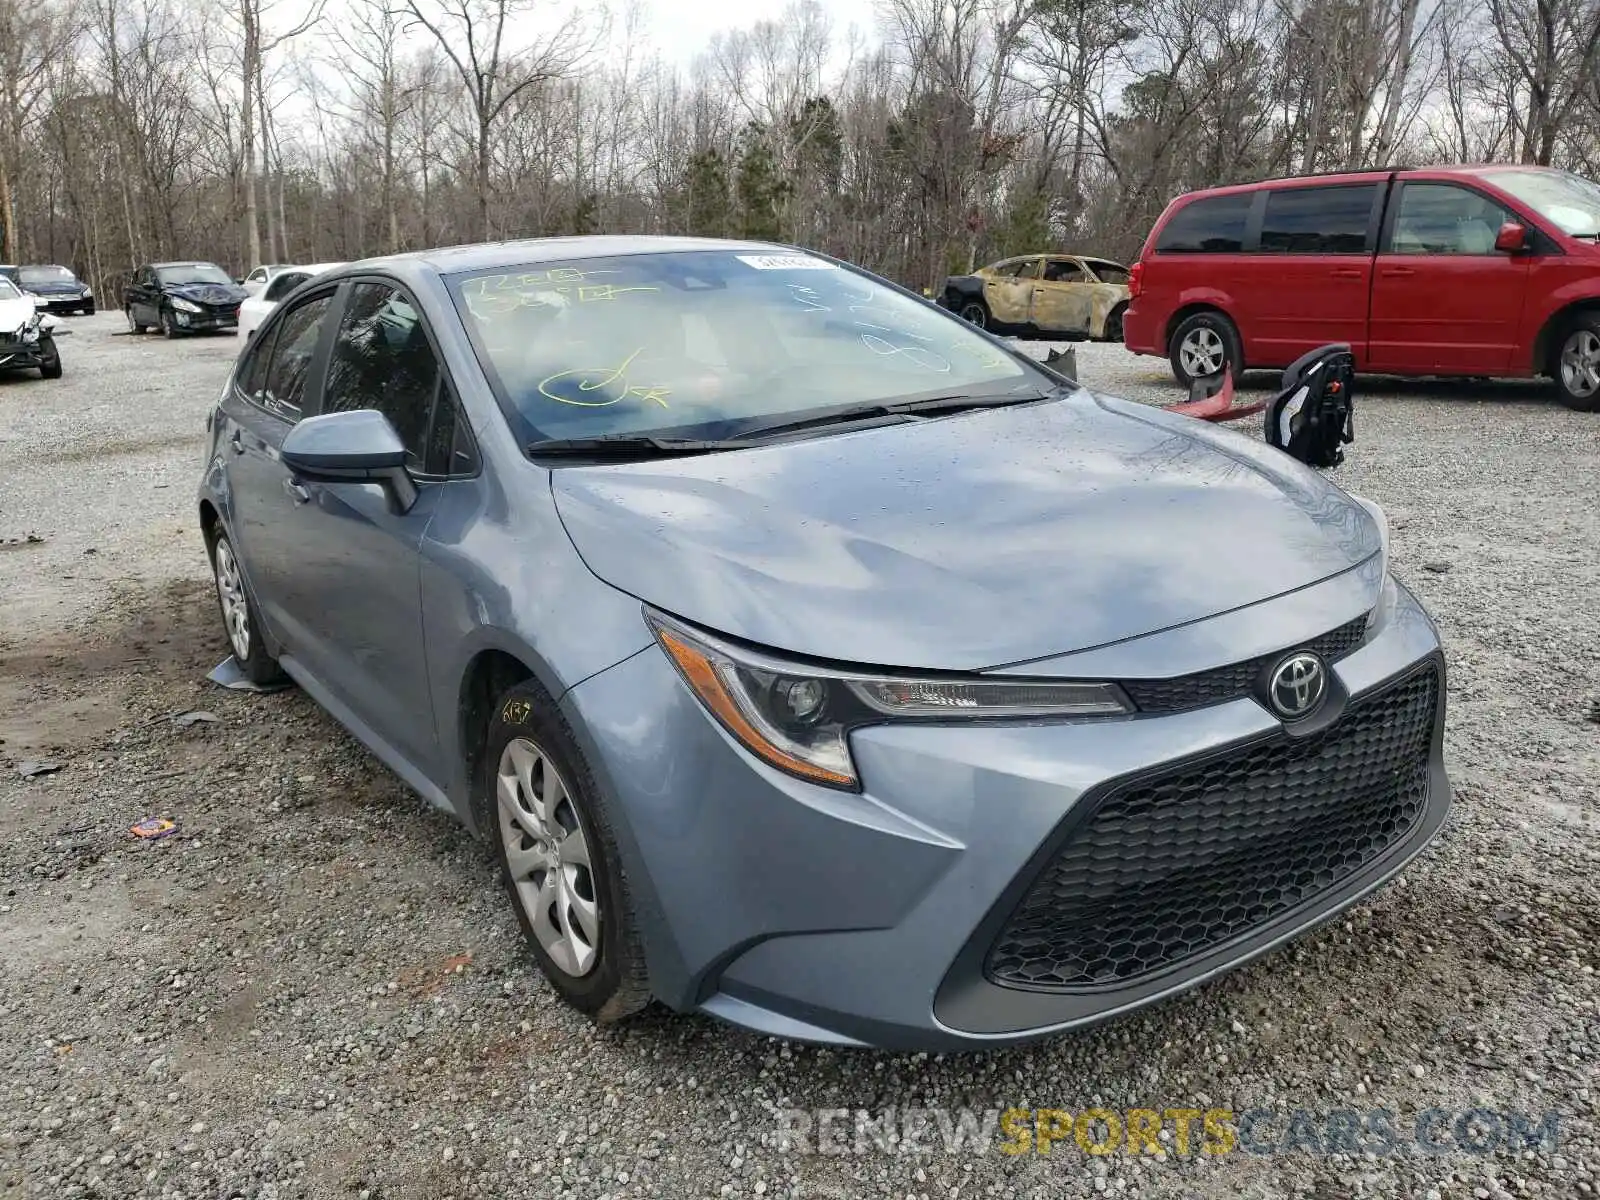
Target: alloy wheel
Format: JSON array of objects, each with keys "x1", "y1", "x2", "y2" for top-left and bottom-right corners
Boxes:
[
  {"x1": 496, "y1": 737, "x2": 601, "y2": 978},
  {"x1": 1179, "y1": 327, "x2": 1226, "y2": 378},
  {"x1": 1559, "y1": 329, "x2": 1600, "y2": 399},
  {"x1": 213, "y1": 538, "x2": 251, "y2": 661}
]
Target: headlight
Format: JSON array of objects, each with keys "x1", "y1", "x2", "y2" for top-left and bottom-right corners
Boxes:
[
  {"x1": 82, "y1": 286, "x2": 92, "y2": 298},
  {"x1": 19, "y1": 318, "x2": 39, "y2": 343},
  {"x1": 1350, "y1": 494, "x2": 1389, "y2": 571},
  {"x1": 171, "y1": 297, "x2": 202, "y2": 313},
  {"x1": 646, "y1": 611, "x2": 1132, "y2": 790}
]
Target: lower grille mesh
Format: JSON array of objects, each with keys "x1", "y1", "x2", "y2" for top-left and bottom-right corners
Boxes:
[{"x1": 986, "y1": 665, "x2": 1439, "y2": 992}]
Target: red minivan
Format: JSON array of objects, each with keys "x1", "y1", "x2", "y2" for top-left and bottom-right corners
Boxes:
[{"x1": 1122, "y1": 164, "x2": 1600, "y2": 410}]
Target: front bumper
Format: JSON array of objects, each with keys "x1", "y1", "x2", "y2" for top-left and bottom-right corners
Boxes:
[
  {"x1": 0, "y1": 339, "x2": 51, "y2": 370},
  {"x1": 34, "y1": 294, "x2": 91, "y2": 313},
  {"x1": 173, "y1": 306, "x2": 239, "y2": 331},
  {"x1": 562, "y1": 573, "x2": 1449, "y2": 1051}
]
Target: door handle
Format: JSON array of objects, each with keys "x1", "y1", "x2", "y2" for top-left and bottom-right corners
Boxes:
[
  {"x1": 228, "y1": 430, "x2": 245, "y2": 454},
  {"x1": 1331, "y1": 267, "x2": 1364, "y2": 279},
  {"x1": 1380, "y1": 266, "x2": 1415, "y2": 278},
  {"x1": 283, "y1": 478, "x2": 312, "y2": 505}
]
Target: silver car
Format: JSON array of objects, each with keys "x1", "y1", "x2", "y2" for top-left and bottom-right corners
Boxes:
[{"x1": 197, "y1": 237, "x2": 1449, "y2": 1050}]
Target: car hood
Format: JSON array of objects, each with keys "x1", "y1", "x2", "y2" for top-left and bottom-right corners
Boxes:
[
  {"x1": 0, "y1": 296, "x2": 38, "y2": 332},
  {"x1": 25, "y1": 280, "x2": 85, "y2": 295},
  {"x1": 165, "y1": 281, "x2": 247, "y2": 305},
  {"x1": 550, "y1": 392, "x2": 1382, "y2": 671}
]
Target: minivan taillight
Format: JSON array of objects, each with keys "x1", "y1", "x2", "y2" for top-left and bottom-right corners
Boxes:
[{"x1": 1128, "y1": 262, "x2": 1143, "y2": 299}]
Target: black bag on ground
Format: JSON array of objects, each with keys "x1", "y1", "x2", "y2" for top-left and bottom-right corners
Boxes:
[{"x1": 1264, "y1": 343, "x2": 1356, "y2": 468}]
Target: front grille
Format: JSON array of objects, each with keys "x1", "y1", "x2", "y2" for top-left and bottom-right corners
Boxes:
[
  {"x1": 1120, "y1": 615, "x2": 1368, "y2": 714},
  {"x1": 986, "y1": 665, "x2": 1438, "y2": 992}
]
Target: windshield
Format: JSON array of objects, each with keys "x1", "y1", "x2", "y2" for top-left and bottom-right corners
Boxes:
[
  {"x1": 0, "y1": 277, "x2": 20, "y2": 300},
  {"x1": 158, "y1": 263, "x2": 233, "y2": 286},
  {"x1": 448, "y1": 250, "x2": 1040, "y2": 444},
  {"x1": 1487, "y1": 169, "x2": 1600, "y2": 237},
  {"x1": 20, "y1": 265, "x2": 75, "y2": 285}
]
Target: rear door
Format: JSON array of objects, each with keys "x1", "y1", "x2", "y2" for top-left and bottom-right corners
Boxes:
[
  {"x1": 1240, "y1": 182, "x2": 1382, "y2": 366},
  {"x1": 1367, "y1": 180, "x2": 1532, "y2": 374},
  {"x1": 982, "y1": 257, "x2": 1041, "y2": 326},
  {"x1": 1030, "y1": 258, "x2": 1096, "y2": 334},
  {"x1": 219, "y1": 288, "x2": 340, "y2": 646}
]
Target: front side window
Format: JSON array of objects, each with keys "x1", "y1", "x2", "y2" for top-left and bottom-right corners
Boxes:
[
  {"x1": 323, "y1": 283, "x2": 440, "y2": 467},
  {"x1": 1481, "y1": 168, "x2": 1600, "y2": 238},
  {"x1": 260, "y1": 294, "x2": 334, "y2": 418},
  {"x1": 1042, "y1": 260, "x2": 1091, "y2": 283},
  {"x1": 989, "y1": 259, "x2": 1037, "y2": 278},
  {"x1": 449, "y1": 250, "x2": 1038, "y2": 445},
  {"x1": 1260, "y1": 185, "x2": 1376, "y2": 254},
  {"x1": 1388, "y1": 184, "x2": 1515, "y2": 255},
  {"x1": 158, "y1": 263, "x2": 233, "y2": 286}
]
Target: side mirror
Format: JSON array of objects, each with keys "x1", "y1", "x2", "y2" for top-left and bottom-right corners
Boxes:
[
  {"x1": 1494, "y1": 222, "x2": 1529, "y2": 253},
  {"x1": 279, "y1": 409, "x2": 417, "y2": 513}
]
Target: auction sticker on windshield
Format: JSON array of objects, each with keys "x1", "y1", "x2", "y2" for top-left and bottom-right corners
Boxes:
[{"x1": 735, "y1": 255, "x2": 839, "y2": 270}]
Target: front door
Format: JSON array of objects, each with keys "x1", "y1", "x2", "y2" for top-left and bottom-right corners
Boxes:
[
  {"x1": 1368, "y1": 180, "x2": 1532, "y2": 374},
  {"x1": 1030, "y1": 258, "x2": 1097, "y2": 334},
  {"x1": 131, "y1": 268, "x2": 160, "y2": 325},
  {"x1": 275, "y1": 279, "x2": 454, "y2": 775}
]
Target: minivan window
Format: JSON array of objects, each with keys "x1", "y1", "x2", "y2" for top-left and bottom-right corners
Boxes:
[
  {"x1": 1155, "y1": 193, "x2": 1253, "y2": 253},
  {"x1": 1259, "y1": 184, "x2": 1376, "y2": 254},
  {"x1": 1388, "y1": 184, "x2": 1514, "y2": 255},
  {"x1": 1486, "y1": 169, "x2": 1600, "y2": 238}
]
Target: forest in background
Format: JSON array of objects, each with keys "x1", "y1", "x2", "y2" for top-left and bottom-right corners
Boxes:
[{"x1": 3, "y1": 0, "x2": 1599, "y2": 298}]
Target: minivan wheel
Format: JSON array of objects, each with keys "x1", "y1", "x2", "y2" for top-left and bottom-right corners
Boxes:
[
  {"x1": 1169, "y1": 311, "x2": 1243, "y2": 389},
  {"x1": 1553, "y1": 317, "x2": 1600, "y2": 411},
  {"x1": 208, "y1": 530, "x2": 284, "y2": 684},
  {"x1": 958, "y1": 300, "x2": 989, "y2": 329},
  {"x1": 484, "y1": 681, "x2": 651, "y2": 1023}
]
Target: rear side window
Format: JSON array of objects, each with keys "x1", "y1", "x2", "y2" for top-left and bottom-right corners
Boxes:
[
  {"x1": 1155, "y1": 193, "x2": 1253, "y2": 253},
  {"x1": 264, "y1": 271, "x2": 309, "y2": 303},
  {"x1": 1260, "y1": 185, "x2": 1376, "y2": 253},
  {"x1": 1043, "y1": 260, "x2": 1091, "y2": 283},
  {"x1": 257, "y1": 294, "x2": 334, "y2": 419}
]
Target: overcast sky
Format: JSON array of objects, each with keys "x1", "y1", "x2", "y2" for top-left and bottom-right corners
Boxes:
[{"x1": 640, "y1": 0, "x2": 873, "y2": 64}]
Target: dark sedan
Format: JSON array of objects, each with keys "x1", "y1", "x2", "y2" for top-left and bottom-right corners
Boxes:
[
  {"x1": 125, "y1": 261, "x2": 248, "y2": 337},
  {"x1": 18, "y1": 264, "x2": 95, "y2": 315}
]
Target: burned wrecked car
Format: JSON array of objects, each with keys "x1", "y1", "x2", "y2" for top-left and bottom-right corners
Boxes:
[{"x1": 939, "y1": 254, "x2": 1131, "y2": 341}]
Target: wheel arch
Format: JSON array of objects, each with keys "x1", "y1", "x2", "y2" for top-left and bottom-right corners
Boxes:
[
  {"x1": 1163, "y1": 300, "x2": 1235, "y2": 348},
  {"x1": 1532, "y1": 297, "x2": 1600, "y2": 375},
  {"x1": 457, "y1": 647, "x2": 539, "y2": 837}
]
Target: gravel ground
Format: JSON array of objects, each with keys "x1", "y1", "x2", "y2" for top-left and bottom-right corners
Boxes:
[{"x1": 1, "y1": 313, "x2": 1597, "y2": 1200}]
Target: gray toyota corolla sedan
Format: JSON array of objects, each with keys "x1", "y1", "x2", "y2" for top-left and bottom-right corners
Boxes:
[{"x1": 197, "y1": 236, "x2": 1449, "y2": 1050}]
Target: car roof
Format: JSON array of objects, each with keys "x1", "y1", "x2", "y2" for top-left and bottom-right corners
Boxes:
[
  {"x1": 151, "y1": 261, "x2": 225, "y2": 269},
  {"x1": 332, "y1": 234, "x2": 798, "y2": 278}
]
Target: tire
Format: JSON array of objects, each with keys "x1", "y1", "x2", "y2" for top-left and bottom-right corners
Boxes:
[
  {"x1": 83, "y1": 302, "x2": 95, "y2": 316},
  {"x1": 1168, "y1": 310, "x2": 1244, "y2": 389},
  {"x1": 482, "y1": 680, "x2": 651, "y2": 1023},
  {"x1": 207, "y1": 529, "x2": 283, "y2": 684},
  {"x1": 126, "y1": 306, "x2": 147, "y2": 334},
  {"x1": 1103, "y1": 304, "x2": 1127, "y2": 343},
  {"x1": 1551, "y1": 314, "x2": 1600, "y2": 412},
  {"x1": 38, "y1": 338, "x2": 62, "y2": 379},
  {"x1": 957, "y1": 299, "x2": 989, "y2": 330},
  {"x1": 161, "y1": 307, "x2": 182, "y2": 338}
]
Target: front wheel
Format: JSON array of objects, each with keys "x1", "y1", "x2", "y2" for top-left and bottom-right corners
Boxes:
[
  {"x1": 161, "y1": 308, "x2": 182, "y2": 338},
  {"x1": 83, "y1": 302, "x2": 95, "y2": 316},
  {"x1": 1553, "y1": 317, "x2": 1600, "y2": 411},
  {"x1": 38, "y1": 337, "x2": 62, "y2": 379},
  {"x1": 957, "y1": 299, "x2": 989, "y2": 330},
  {"x1": 1169, "y1": 311, "x2": 1243, "y2": 389},
  {"x1": 483, "y1": 681, "x2": 651, "y2": 1023}
]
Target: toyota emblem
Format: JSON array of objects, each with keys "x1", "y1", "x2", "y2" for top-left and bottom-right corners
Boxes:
[{"x1": 1268, "y1": 652, "x2": 1327, "y2": 720}]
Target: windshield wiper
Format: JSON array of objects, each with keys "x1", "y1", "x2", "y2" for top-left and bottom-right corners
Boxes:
[
  {"x1": 728, "y1": 389, "x2": 1054, "y2": 443},
  {"x1": 528, "y1": 434, "x2": 745, "y2": 458}
]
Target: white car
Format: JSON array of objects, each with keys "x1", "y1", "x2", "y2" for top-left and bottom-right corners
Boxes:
[
  {"x1": 238, "y1": 262, "x2": 345, "y2": 342},
  {"x1": 0, "y1": 275, "x2": 62, "y2": 378},
  {"x1": 239, "y1": 263, "x2": 292, "y2": 297}
]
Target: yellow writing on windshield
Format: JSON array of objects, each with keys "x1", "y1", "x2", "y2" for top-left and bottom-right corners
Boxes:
[{"x1": 539, "y1": 348, "x2": 671, "y2": 409}]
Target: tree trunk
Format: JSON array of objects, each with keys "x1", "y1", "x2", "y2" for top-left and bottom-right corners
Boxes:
[
  {"x1": 477, "y1": 116, "x2": 491, "y2": 240},
  {"x1": 241, "y1": 1, "x2": 262, "y2": 270}
]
